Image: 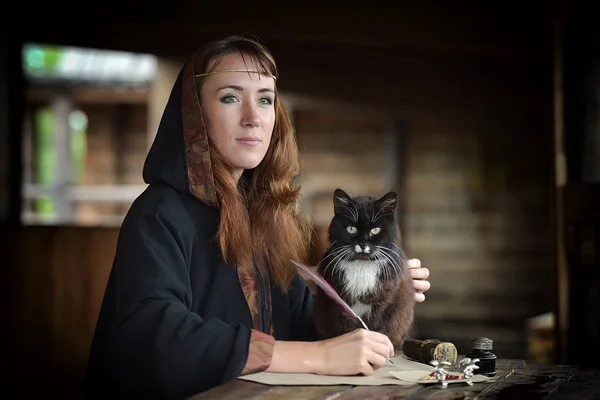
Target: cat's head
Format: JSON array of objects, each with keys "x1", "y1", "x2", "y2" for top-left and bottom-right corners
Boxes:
[{"x1": 327, "y1": 188, "x2": 405, "y2": 264}]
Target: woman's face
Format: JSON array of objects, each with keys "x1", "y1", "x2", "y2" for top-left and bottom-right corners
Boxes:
[{"x1": 200, "y1": 53, "x2": 276, "y2": 180}]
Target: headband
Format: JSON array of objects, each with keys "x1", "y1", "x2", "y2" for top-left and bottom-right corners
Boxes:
[{"x1": 195, "y1": 69, "x2": 277, "y2": 81}]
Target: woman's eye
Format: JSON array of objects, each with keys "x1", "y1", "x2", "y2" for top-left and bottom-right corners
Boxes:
[
  {"x1": 371, "y1": 227, "x2": 381, "y2": 235},
  {"x1": 220, "y1": 95, "x2": 238, "y2": 104},
  {"x1": 259, "y1": 97, "x2": 273, "y2": 106},
  {"x1": 347, "y1": 226, "x2": 357, "y2": 234}
]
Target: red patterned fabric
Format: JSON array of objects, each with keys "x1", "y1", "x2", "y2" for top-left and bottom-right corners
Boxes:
[
  {"x1": 241, "y1": 329, "x2": 276, "y2": 375},
  {"x1": 180, "y1": 50, "x2": 274, "y2": 336}
]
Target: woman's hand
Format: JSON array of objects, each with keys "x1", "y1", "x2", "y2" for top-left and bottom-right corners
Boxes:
[
  {"x1": 314, "y1": 329, "x2": 394, "y2": 376},
  {"x1": 267, "y1": 330, "x2": 393, "y2": 376},
  {"x1": 407, "y1": 258, "x2": 431, "y2": 302}
]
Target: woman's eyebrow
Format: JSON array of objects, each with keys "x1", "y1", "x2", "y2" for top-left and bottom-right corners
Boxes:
[{"x1": 217, "y1": 85, "x2": 274, "y2": 93}]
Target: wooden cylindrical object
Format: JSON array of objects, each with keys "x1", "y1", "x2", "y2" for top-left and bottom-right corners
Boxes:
[{"x1": 402, "y1": 338, "x2": 458, "y2": 365}]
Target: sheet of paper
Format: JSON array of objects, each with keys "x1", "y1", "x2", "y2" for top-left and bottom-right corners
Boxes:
[{"x1": 238, "y1": 354, "x2": 496, "y2": 386}]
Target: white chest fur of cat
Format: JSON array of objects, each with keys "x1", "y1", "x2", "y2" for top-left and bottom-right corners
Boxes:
[{"x1": 340, "y1": 248, "x2": 382, "y2": 319}]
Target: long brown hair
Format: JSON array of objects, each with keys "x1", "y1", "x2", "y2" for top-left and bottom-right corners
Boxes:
[{"x1": 194, "y1": 36, "x2": 313, "y2": 291}]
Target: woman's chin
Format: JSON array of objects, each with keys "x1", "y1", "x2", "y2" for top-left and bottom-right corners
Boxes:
[{"x1": 232, "y1": 156, "x2": 266, "y2": 171}]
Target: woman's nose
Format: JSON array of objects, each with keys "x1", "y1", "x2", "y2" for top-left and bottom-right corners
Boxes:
[{"x1": 241, "y1": 103, "x2": 260, "y2": 128}]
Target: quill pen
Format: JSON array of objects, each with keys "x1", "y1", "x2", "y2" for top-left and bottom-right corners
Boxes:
[
  {"x1": 290, "y1": 259, "x2": 396, "y2": 365},
  {"x1": 290, "y1": 259, "x2": 368, "y2": 329}
]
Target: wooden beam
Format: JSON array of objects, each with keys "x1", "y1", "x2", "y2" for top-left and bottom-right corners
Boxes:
[
  {"x1": 19, "y1": 2, "x2": 554, "y2": 59},
  {"x1": 25, "y1": 87, "x2": 149, "y2": 105}
]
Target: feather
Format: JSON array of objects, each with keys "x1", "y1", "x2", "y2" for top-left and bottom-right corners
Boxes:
[
  {"x1": 290, "y1": 258, "x2": 396, "y2": 365},
  {"x1": 289, "y1": 259, "x2": 369, "y2": 330}
]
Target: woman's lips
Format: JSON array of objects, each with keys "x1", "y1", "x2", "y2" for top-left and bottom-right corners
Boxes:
[{"x1": 236, "y1": 138, "x2": 262, "y2": 146}]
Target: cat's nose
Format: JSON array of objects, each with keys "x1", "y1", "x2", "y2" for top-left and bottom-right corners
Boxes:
[{"x1": 354, "y1": 244, "x2": 371, "y2": 254}]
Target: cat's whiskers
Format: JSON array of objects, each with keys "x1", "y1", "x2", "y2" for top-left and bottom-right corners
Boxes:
[
  {"x1": 379, "y1": 253, "x2": 397, "y2": 280},
  {"x1": 391, "y1": 243, "x2": 407, "y2": 259},
  {"x1": 374, "y1": 246, "x2": 402, "y2": 276},
  {"x1": 390, "y1": 242, "x2": 406, "y2": 255},
  {"x1": 321, "y1": 246, "x2": 353, "y2": 275},
  {"x1": 320, "y1": 249, "x2": 349, "y2": 275},
  {"x1": 323, "y1": 245, "x2": 350, "y2": 259},
  {"x1": 372, "y1": 253, "x2": 391, "y2": 281},
  {"x1": 384, "y1": 251, "x2": 403, "y2": 275},
  {"x1": 376, "y1": 245, "x2": 405, "y2": 264},
  {"x1": 376, "y1": 255, "x2": 398, "y2": 281},
  {"x1": 323, "y1": 240, "x2": 338, "y2": 253},
  {"x1": 330, "y1": 249, "x2": 355, "y2": 276},
  {"x1": 320, "y1": 244, "x2": 346, "y2": 264}
]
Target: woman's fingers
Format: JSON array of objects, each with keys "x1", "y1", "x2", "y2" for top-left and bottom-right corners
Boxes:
[
  {"x1": 413, "y1": 279, "x2": 431, "y2": 293},
  {"x1": 365, "y1": 349, "x2": 387, "y2": 372},
  {"x1": 407, "y1": 258, "x2": 421, "y2": 269},
  {"x1": 415, "y1": 292, "x2": 426, "y2": 303},
  {"x1": 407, "y1": 258, "x2": 431, "y2": 303},
  {"x1": 362, "y1": 330, "x2": 395, "y2": 357}
]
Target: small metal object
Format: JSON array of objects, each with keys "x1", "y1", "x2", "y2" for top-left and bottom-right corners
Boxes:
[
  {"x1": 457, "y1": 357, "x2": 480, "y2": 386},
  {"x1": 463, "y1": 359, "x2": 480, "y2": 379},
  {"x1": 430, "y1": 360, "x2": 453, "y2": 389},
  {"x1": 448, "y1": 357, "x2": 472, "y2": 372},
  {"x1": 431, "y1": 357, "x2": 482, "y2": 388}
]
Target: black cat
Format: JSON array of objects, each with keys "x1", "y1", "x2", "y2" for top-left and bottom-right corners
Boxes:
[{"x1": 312, "y1": 188, "x2": 415, "y2": 348}]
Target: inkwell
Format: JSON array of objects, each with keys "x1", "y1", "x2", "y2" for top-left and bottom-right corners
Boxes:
[{"x1": 465, "y1": 337, "x2": 496, "y2": 377}]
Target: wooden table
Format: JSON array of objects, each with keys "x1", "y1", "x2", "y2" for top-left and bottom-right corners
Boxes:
[{"x1": 189, "y1": 359, "x2": 600, "y2": 399}]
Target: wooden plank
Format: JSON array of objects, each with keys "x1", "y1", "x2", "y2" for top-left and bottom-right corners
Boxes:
[
  {"x1": 421, "y1": 269, "x2": 551, "y2": 298},
  {"x1": 406, "y1": 359, "x2": 524, "y2": 400},
  {"x1": 26, "y1": 87, "x2": 149, "y2": 105},
  {"x1": 300, "y1": 155, "x2": 391, "y2": 173},
  {"x1": 476, "y1": 362, "x2": 578, "y2": 399},
  {"x1": 562, "y1": 184, "x2": 600, "y2": 367},
  {"x1": 295, "y1": 111, "x2": 387, "y2": 134},
  {"x1": 187, "y1": 380, "x2": 273, "y2": 399},
  {"x1": 12, "y1": 226, "x2": 119, "y2": 397},
  {"x1": 250, "y1": 385, "x2": 352, "y2": 400},
  {"x1": 403, "y1": 211, "x2": 548, "y2": 231},
  {"x1": 187, "y1": 380, "x2": 352, "y2": 399},
  {"x1": 335, "y1": 385, "x2": 423, "y2": 399},
  {"x1": 551, "y1": 369, "x2": 600, "y2": 400},
  {"x1": 21, "y1": 4, "x2": 551, "y2": 59},
  {"x1": 185, "y1": 360, "x2": 595, "y2": 399},
  {"x1": 406, "y1": 232, "x2": 549, "y2": 253}
]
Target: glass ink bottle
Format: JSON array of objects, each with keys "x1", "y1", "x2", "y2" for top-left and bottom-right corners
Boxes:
[{"x1": 465, "y1": 337, "x2": 497, "y2": 377}]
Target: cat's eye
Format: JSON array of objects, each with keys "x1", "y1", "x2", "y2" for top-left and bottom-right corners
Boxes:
[
  {"x1": 371, "y1": 227, "x2": 381, "y2": 235},
  {"x1": 346, "y1": 226, "x2": 357, "y2": 234}
]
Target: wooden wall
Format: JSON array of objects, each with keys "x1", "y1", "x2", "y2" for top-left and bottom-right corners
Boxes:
[
  {"x1": 294, "y1": 107, "x2": 402, "y2": 262},
  {"x1": 403, "y1": 110, "x2": 553, "y2": 358},
  {"x1": 10, "y1": 226, "x2": 118, "y2": 398},
  {"x1": 287, "y1": 49, "x2": 553, "y2": 360},
  {"x1": 292, "y1": 97, "x2": 553, "y2": 361}
]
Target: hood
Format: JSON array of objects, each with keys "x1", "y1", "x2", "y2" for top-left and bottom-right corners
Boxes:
[
  {"x1": 141, "y1": 47, "x2": 274, "y2": 335},
  {"x1": 142, "y1": 49, "x2": 218, "y2": 209}
]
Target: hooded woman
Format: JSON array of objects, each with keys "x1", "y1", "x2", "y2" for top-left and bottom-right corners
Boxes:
[{"x1": 83, "y1": 35, "x2": 431, "y2": 399}]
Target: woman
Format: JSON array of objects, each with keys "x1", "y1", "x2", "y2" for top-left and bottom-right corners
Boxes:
[{"x1": 84, "y1": 35, "x2": 431, "y2": 399}]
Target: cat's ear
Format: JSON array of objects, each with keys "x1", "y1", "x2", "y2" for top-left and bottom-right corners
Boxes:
[
  {"x1": 333, "y1": 189, "x2": 352, "y2": 212},
  {"x1": 375, "y1": 191, "x2": 397, "y2": 214}
]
